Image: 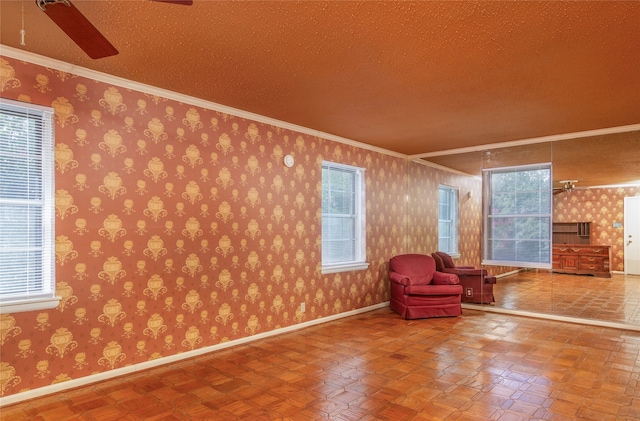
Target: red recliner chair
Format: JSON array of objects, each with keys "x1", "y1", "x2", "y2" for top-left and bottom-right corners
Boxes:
[
  {"x1": 389, "y1": 254, "x2": 463, "y2": 319},
  {"x1": 432, "y1": 252, "x2": 496, "y2": 304}
]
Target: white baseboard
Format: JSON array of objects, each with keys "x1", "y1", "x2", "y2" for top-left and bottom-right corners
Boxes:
[
  {"x1": 0, "y1": 302, "x2": 390, "y2": 406},
  {"x1": 495, "y1": 269, "x2": 523, "y2": 278}
]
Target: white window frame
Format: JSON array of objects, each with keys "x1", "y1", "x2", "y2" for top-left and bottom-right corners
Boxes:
[
  {"x1": 321, "y1": 161, "x2": 369, "y2": 274},
  {"x1": 438, "y1": 185, "x2": 459, "y2": 256},
  {"x1": 0, "y1": 98, "x2": 59, "y2": 314},
  {"x1": 482, "y1": 162, "x2": 552, "y2": 269}
]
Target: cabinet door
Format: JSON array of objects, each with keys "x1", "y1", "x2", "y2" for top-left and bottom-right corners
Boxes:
[
  {"x1": 552, "y1": 253, "x2": 561, "y2": 269},
  {"x1": 561, "y1": 255, "x2": 579, "y2": 270}
]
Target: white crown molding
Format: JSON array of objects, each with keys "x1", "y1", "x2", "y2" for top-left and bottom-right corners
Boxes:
[
  {"x1": 410, "y1": 123, "x2": 640, "y2": 160},
  {"x1": 586, "y1": 183, "x2": 640, "y2": 189},
  {"x1": 411, "y1": 158, "x2": 480, "y2": 179},
  {"x1": 0, "y1": 45, "x2": 406, "y2": 160},
  {"x1": 3, "y1": 45, "x2": 637, "y2": 163}
]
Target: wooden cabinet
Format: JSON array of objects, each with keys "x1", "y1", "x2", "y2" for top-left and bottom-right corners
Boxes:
[{"x1": 552, "y1": 244, "x2": 611, "y2": 277}]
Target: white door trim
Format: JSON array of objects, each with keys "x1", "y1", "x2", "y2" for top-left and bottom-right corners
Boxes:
[{"x1": 624, "y1": 196, "x2": 640, "y2": 275}]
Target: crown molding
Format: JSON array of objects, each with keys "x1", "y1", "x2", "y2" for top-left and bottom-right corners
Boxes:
[
  {"x1": 411, "y1": 157, "x2": 480, "y2": 179},
  {"x1": 410, "y1": 124, "x2": 640, "y2": 159},
  {"x1": 2, "y1": 45, "x2": 637, "y2": 167},
  {"x1": 0, "y1": 45, "x2": 407, "y2": 160}
]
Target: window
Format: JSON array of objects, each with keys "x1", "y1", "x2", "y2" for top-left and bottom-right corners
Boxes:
[
  {"x1": 438, "y1": 185, "x2": 458, "y2": 255},
  {"x1": 0, "y1": 99, "x2": 58, "y2": 314},
  {"x1": 483, "y1": 163, "x2": 552, "y2": 268},
  {"x1": 321, "y1": 161, "x2": 368, "y2": 274}
]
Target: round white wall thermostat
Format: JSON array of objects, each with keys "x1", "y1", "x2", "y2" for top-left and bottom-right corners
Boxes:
[{"x1": 284, "y1": 154, "x2": 294, "y2": 168}]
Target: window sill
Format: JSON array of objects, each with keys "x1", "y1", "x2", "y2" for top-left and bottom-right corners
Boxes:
[
  {"x1": 321, "y1": 262, "x2": 370, "y2": 275},
  {"x1": 0, "y1": 296, "x2": 61, "y2": 315}
]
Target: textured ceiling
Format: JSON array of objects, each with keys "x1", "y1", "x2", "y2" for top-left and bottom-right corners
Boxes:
[{"x1": 1, "y1": 0, "x2": 639, "y2": 186}]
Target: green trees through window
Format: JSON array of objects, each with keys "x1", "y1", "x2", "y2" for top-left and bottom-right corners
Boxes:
[{"x1": 483, "y1": 164, "x2": 552, "y2": 267}]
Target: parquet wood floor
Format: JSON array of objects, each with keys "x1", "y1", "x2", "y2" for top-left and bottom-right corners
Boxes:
[
  {"x1": 493, "y1": 272, "x2": 640, "y2": 325},
  {"x1": 2, "y1": 307, "x2": 640, "y2": 420}
]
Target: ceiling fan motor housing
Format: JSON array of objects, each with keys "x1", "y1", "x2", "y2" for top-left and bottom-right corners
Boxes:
[{"x1": 36, "y1": 0, "x2": 71, "y2": 12}]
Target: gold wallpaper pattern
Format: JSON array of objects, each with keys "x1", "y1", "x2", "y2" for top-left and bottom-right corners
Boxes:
[
  {"x1": 0, "y1": 56, "x2": 432, "y2": 397},
  {"x1": 406, "y1": 163, "x2": 483, "y2": 266},
  {"x1": 3, "y1": 54, "x2": 634, "y2": 399},
  {"x1": 554, "y1": 186, "x2": 640, "y2": 271}
]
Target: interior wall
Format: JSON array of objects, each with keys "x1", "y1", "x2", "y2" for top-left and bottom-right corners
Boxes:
[
  {"x1": 553, "y1": 185, "x2": 640, "y2": 271},
  {"x1": 0, "y1": 55, "x2": 408, "y2": 398},
  {"x1": 406, "y1": 162, "x2": 483, "y2": 265}
]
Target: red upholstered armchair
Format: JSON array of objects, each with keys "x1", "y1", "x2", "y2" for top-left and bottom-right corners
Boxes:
[
  {"x1": 389, "y1": 254, "x2": 462, "y2": 319},
  {"x1": 432, "y1": 252, "x2": 496, "y2": 304}
]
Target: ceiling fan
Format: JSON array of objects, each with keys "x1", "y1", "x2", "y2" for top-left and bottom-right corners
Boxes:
[
  {"x1": 553, "y1": 180, "x2": 578, "y2": 195},
  {"x1": 36, "y1": 0, "x2": 193, "y2": 59}
]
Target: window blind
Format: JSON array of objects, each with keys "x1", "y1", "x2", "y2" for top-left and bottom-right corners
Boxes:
[
  {"x1": 321, "y1": 161, "x2": 367, "y2": 272},
  {"x1": 0, "y1": 99, "x2": 55, "y2": 306},
  {"x1": 483, "y1": 163, "x2": 552, "y2": 268},
  {"x1": 438, "y1": 186, "x2": 458, "y2": 254}
]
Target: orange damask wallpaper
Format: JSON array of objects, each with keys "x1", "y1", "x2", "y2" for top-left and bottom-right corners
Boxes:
[
  {"x1": 554, "y1": 186, "x2": 640, "y2": 271},
  {"x1": 407, "y1": 163, "x2": 482, "y2": 265},
  {"x1": 0, "y1": 55, "x2": 443, "y2": 398}
]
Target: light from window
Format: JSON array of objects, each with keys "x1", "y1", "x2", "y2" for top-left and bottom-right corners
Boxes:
[
  {"x1": 438, "y1": 185, "x2": 458, "y2": 254},
  {"x1": 0, "y1": 99, "x2": 58, "y2": 314},
  {"x1": 321, "y1": 161, "x2": 368, "y2": 274},
  {"x1": 483, "y1": 163, "x2": 552, "y2": 268}
]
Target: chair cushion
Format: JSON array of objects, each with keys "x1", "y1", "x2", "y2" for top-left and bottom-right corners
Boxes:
[
  {"x1": 431, "y1": 253, "x2": 445, "y2": 272},
  {"x1": 389, "y1": 254, "x2": 436, "y2": 285},
  {"x1": 405, "y1": 284, "x2": 462, "y2": 296},
  {"x1": 436, "y1": 252, "x2": 456, "y2": 268},
  {"x1": 410, "y1": 275, "x2": 433, "y2": 285}
]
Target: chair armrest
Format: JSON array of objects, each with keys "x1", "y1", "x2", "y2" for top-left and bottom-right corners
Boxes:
[
  {"x1": 433, "y1": 271, "x2": 460, "y2": 285},
  {"x1": 456, "y1": 265, "x2": 476, "y2": 269},
  {"x1": 389, "y1": 271, "x2": 410, "y2": 286},
  {"x1": 443, "y1": 268, "x2": 488, "y2": 276}
]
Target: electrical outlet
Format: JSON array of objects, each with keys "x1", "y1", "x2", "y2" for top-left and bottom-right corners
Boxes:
[
  {"x1": 300, "y1": 302, "x2": 305, "y2": 313},
  {"x1": 466, "y1": 288, "x2": 473, "y2": 297}
]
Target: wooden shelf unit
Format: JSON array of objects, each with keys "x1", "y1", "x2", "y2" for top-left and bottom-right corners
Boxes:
[{"x1": 552, "y1": 222, "x2": 591, "y2": 245}]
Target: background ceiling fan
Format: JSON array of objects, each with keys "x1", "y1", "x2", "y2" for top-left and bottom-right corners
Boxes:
[
  {"x1": 36, "y1": 0, "x2": 192, "y2": 59},
  {"x1": 553, "y1": 180, "x2": 578, "y2": 195}
]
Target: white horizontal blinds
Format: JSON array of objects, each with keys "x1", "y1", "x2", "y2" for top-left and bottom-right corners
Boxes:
[
  {"x1": 438, "y1": 186, "x2": 458, "y2": 254},
  {"x1": 484, "y1": 163, "x2": 552, "y2": 268},
  {"x1": 322, "y1": 163, "x2": 357, "y2": 264},
  {"x1": 0, "y1": 100, "x2": 54, "y2": 302}
]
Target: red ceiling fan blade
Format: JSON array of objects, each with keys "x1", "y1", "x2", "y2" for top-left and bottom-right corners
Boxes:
[
  {"x1": 38, "y1": 0, "x2": 119, "y2": 59},
  {"x1": 152, "y1": 0, "x2": 193, "y2": 4}
]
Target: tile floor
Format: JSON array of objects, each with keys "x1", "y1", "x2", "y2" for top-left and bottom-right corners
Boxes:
[{"x1": 2, "y1": 306, "x2": 640, "y2": 420}]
